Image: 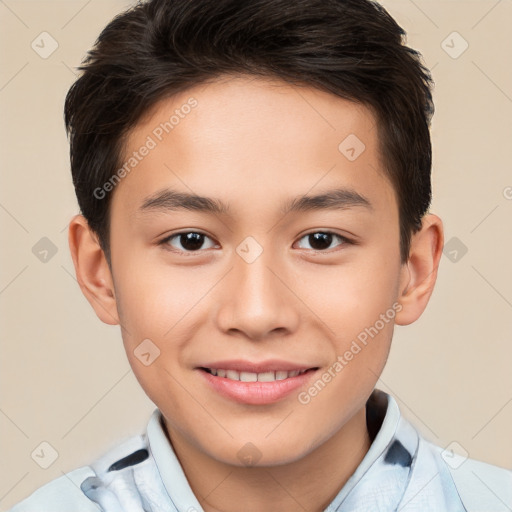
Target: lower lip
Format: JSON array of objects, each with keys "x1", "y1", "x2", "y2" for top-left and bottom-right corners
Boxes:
[{"x1": 198, "y1": 368, "x2": 317, "y2": 405}]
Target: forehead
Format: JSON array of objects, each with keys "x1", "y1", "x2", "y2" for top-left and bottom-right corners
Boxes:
[{"x1": 113, "y1": 74, "x2": 396, "y2": 220}]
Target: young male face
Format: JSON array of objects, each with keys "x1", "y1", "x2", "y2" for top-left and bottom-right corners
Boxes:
[{"x1": 70, "y1": 75, "x2": 443, "y2": 471}]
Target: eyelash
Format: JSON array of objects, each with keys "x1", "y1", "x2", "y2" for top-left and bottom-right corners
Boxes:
[{"x1": 158, "y1": 230, "x2": 354, "y2": 255}]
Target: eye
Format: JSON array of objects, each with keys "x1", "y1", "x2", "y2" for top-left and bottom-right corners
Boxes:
[
  {"x1": 295, "y1": 231, "x2": 351, "y2": 251},
  {"x1": 160, "y1": 231, "x2": 218, "y2": 252}
]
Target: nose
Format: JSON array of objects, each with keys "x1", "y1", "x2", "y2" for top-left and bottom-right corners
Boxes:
[{"x1": 214, "y1": 245, "x2": 300, "y2": 341}]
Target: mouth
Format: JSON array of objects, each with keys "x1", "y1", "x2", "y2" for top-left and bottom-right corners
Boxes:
[{"x1": 197, "y1": 362, "x2": 319, "y2": 405}]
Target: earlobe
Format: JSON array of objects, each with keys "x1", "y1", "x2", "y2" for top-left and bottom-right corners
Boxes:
[
  {"x1": 395, "y1": 214, "x2": 444, "y2": 326},
  {"x1": 68, "y1": 214, "x2": 120, "y2": 325}
]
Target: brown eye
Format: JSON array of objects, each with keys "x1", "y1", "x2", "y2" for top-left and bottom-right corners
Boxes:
[
  {"x1": 162, "y1": 232, "x2": 217, "y2": 252},
  {"x1": 296, "y1": 232, "x2": 349, "y2": 251}
]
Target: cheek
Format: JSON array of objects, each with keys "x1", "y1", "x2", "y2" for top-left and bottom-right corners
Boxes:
[
  {"x1": 296, "y1": 263, "x2": 399, "y2": 427},
  {"x1": 296, "y1": 251, "x2": 400, "y2": 331},
  {"x1": 112, "y1": 261, "x2": 217, "y2": 398},
  {"x1": 113, "y1": 258, "x2": 209, "y2": 341},
  {"x1": 292, "y1": 247, "x2": 400, "y2": 385}
]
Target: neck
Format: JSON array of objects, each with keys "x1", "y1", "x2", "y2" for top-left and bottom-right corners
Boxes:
[{"x1": 164, "y1": 405, "x2": 371, "y2": 512}]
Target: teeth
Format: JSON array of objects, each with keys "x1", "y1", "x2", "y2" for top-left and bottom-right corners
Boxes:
[
  {"x1": 257, "y1": 371, "x2": 275, "y2": 382},
  {"x1": 226, "y1": 370, "x2": 239, "y2": 380},
  {"x1": 240, "y1": 371, "x2": 258, "y2": 382},
  {"x1": 207, "y1": 368, "x2": 308, "y2": 382}
]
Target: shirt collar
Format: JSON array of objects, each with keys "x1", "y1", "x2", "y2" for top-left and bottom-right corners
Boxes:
[{"x1": 147, "y1": 408, "x2": 204, "y2": 511}]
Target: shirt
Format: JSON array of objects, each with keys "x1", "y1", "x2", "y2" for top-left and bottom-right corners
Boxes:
[{"x1": 8, "y1": 388, "x2": 512, "y2": 511}]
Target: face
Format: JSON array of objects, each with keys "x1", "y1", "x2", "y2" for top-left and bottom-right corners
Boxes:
[{"x1": 108, "y1": 75, "x2": 407, "y2": 466}]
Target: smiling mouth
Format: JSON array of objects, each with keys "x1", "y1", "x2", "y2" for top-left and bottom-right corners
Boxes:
[{"x1": 200, "y1": 367, "x2": 317, "y2": 382}]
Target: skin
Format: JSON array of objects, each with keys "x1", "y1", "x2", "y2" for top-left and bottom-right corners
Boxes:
[{"x1": 68, "y1": 74, "x2": 443, "y2": 512}]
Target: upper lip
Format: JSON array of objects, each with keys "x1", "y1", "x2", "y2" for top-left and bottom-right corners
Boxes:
[{"x1": 197, "y1": 359, "x2": 318, "y2": 373}]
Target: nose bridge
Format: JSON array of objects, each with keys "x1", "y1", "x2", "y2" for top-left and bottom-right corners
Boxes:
[
  {"x1": 234, "y1": 237, "x2": 281, "y2": 311},
  {"x1": 214, "y1": 237, "x2": 299, "y2": 339}
]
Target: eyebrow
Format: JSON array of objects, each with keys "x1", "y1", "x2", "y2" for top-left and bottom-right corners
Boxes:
[{"x1": 138, "y1": 187, "x2": 373, "y2": 217}]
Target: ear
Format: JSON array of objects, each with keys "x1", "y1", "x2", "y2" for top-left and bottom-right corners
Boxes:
[
  {"x1": 395, "y1": 213, "x2": 444, "y2": 326},
  {"x1": 68, "y1": 214, "x2": 120, "y2": 325}
]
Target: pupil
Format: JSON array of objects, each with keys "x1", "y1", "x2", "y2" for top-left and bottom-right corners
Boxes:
[
  {"x1": 181, "y1": 233, "x2": 203, "y2": 251},
  {"x1": 310, "y1": 232, "x2": 332, "y2": 250}
]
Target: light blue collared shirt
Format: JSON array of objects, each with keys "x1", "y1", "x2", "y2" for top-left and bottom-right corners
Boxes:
[{"x1": 9, "y1": 389, "x2": 512, "y2": 511}]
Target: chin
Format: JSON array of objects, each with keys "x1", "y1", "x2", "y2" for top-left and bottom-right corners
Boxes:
[{"x1": 210, "y1": 435, "x2": 314, "y2": 468}]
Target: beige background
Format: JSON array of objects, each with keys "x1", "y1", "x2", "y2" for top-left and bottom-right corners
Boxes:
[{"x1": 1, "y1": 0, "x2": 511, "y2": 509}]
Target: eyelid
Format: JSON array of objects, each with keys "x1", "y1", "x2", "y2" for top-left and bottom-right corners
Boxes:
[
  {"x1": 159, "y1": 230, "x2": 219, "y2": 253},
  {"x1": 294, "y1": 231, "x2": 353, "y2": 251}
]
